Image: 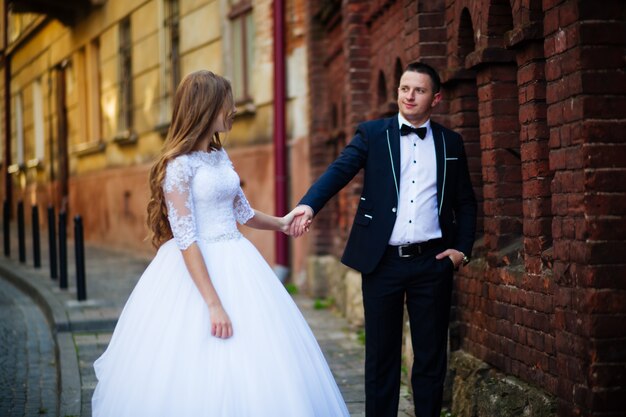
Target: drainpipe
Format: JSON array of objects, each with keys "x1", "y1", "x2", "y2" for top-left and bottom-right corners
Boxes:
[
  {"x1": 273, "y1": 0, "x2": 288, "y2": 282},
  {"x1": 3, "y1": 0, "x2": 12, "y2": 213}
]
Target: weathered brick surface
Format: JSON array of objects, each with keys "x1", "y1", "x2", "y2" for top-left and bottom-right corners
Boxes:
[{"x1": 305, "y1": 0, "x2": 625, "y2": 415}]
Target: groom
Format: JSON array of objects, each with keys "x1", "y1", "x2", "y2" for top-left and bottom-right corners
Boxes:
[{"x1": 291, "y1": 62, "x2": 477, "y2": 417}]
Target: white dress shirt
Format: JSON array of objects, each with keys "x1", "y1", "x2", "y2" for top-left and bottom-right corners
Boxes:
[{"x1": 388, "y1": 114, "x2": 442, "y2": 245}]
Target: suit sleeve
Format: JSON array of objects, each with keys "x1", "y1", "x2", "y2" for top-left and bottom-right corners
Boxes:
[
  {"x1": 452, "y1": 137, "x2": 477, "y2": 256},
  {"x1": 299, "y1": 126, "x2": 369, "y2": 215}
]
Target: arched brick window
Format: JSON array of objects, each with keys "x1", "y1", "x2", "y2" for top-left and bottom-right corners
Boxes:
[
  {"x1": 443, "y1": 12, "x2": 483, "y2": 242},
  {"x1": 486, "y1": 0, "x2": 514, "y2": 46},
  {"x1": 474, "y1": 0, "x2": 521, "y2": 263},
  {"x1": 393, "y1": 58, "x2": 403, "y2": 100},
  {"x1": 458, "y1": 8, "x2": 475, "y2": 67}
]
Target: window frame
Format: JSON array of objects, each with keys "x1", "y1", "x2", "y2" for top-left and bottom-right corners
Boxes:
[
  {"x1": 115, "y1": 16, "x2": 135, "y2": 143},
  {"x1": 164, "y1": 0, "x2": 181, "y2": 94},
  {"x1": 228, "y1": 0, "x2": 254, "y2": 104}
]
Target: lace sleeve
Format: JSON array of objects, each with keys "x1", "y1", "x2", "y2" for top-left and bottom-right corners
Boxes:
[
  {"x1": 234, "y1": 187, "x2": 255, "y2": 224},
  {"x1": 164, "y1": 157, "x2": 197, "y2": 250}
]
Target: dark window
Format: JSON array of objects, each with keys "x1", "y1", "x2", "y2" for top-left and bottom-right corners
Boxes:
[
  {"x1": 164, "y1": 0, "x2": 181, "y2": 93},
  {"x1": 118, "y1": 17, "x2": 133, "y2": 133},
  {"x1": 229, "y1": 1, "x2": 254, "y2": 103},
  {"x1": 394, "y1": 58, "x2": 403, "y2": 100}
]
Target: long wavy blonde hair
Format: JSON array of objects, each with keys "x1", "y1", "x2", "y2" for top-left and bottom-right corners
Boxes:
[{"x1": 146, "y1": 70, "x2": 234, "y2": 248}]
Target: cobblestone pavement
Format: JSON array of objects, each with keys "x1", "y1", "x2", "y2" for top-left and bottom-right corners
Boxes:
[
  {"x1": 0, "y1": 221, "x2": 415, "y2": 416},
  {"x1": 0, "y1": 277, "x2": 57, "y2": 417},
  {"x1": 298, "y1": 296, "x2": 415, "y2": 417},
  {"x1": 73, "y1": 332, "x2": 111, "y2": 417}
]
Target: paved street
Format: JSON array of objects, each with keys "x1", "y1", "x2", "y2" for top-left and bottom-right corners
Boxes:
[
  {"x1": 0, "y1": 221, "x2": 414, "y2": 416},
  {"x1": 0, "y1": 277, "x2": 57, "y2": 417}
]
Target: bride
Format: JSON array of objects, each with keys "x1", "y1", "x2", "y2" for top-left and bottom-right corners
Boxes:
[{"x1": 91, "y1": 70, "x2": 350, "y2": 416}]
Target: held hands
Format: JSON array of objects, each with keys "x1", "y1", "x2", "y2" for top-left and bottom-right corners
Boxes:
[
  {"x1": 282, "y1": 205, "x2": 313, "y2": 237},
  {"x1": 208, "y1": 303, "x2": 233, "y2": 339}
]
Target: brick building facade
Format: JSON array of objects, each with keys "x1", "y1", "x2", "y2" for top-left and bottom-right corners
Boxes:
[{"x1": 304, "y1": 0, "x2": 626, "y2": 415}]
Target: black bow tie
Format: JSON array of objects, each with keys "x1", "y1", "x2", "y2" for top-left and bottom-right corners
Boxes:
[{"x1": 400, "y1": 124, "x2": 427, "y2": 139}]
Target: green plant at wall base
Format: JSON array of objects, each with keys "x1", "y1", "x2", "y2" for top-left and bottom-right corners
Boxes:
[
  {"x1": 401, "y1": 355, "x2": 408, "y2": 376},
  {"x1": 357, "y1": 329, "x2": 366, "y2": 345},
  {"x1": 440, "y1": 411, "x2": 456, "y2": 417},
  {"x1": 313, "y1": 297, "x2": 334, "y2": 310},
  {"x1": 284, "y1": 283, "x2": 298, "y2": 295}
]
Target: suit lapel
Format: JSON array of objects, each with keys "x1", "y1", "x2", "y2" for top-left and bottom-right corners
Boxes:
[
  {"x1": 387, "y1": 118, "x2": 401, "y2": 190},
  {"x1": 431, "y1": 122, "x2": 445, "y2": 215}
]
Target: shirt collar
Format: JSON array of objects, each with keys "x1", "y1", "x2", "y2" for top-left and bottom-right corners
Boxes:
[{"x1": 397, "y1": 113, "x2": 431, "y2": 132}]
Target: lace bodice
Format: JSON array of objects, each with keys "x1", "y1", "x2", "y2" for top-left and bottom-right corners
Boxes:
[{"x1": 163, "y1": 149, "x2": 255, "y2": 250}]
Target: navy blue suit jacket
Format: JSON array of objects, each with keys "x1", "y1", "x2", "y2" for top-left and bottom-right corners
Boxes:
[{"x1": 300, "y1": 116, "x2": 477, "y2": 274}]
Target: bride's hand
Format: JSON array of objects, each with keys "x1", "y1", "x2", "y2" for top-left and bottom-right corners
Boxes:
[
  {"x1": 281, "y1": 207, "x2": 310, "y2": 235},
  {"x1": 208, "y1": 303, "x2": 233, "y2": 339}
]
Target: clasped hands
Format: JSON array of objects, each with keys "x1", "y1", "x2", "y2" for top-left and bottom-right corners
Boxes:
[{"x1": 280, "y1": 205, "x2": 313, "y2": 237}]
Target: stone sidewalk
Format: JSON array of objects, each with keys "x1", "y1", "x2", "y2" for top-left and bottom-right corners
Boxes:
[
  {"x1": 0, "y1": 277, "x2": 57, "y2": 417},
  {"x1": 0, "y1": 222, "x2": 415, "y2": 416}
]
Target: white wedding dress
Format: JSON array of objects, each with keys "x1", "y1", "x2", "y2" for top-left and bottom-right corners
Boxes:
[{"x1": 92, "y1": 149, "x2": 349, "y2": 417}]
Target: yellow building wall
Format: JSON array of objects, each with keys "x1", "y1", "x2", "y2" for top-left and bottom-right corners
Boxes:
[{"x1": 5, "y1": 0, "x2": 311, "y2": 277}]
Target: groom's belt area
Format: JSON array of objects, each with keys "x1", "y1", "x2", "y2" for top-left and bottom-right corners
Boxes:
[{"x1": 386, "y1": 238, "x2": 443, "y2": 258}]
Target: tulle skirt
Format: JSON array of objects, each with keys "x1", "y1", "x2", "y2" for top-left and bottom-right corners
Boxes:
[{"x1": 92, "y1": 237, "x2": 349, "y2": 417}]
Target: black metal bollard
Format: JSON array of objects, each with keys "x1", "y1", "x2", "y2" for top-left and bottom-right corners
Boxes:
[
  {"x1": 58, "y1": 211, "x2": 68, "y2": 289},
  {"x1": 17, "y1": 201, "x2": 26, "y2": 263},
  {"x1": 47, "y1": 206, "x2": 57, "y2": 279},
  {"x1": 32, "y1": 205, "x2": 41, "y2": 268},
  {"x1": 3, "y1": 200, "x2": 9, "y2": 257},
  {"x1": 74, "y1": 215, "x2": 87, "y2": 301}
]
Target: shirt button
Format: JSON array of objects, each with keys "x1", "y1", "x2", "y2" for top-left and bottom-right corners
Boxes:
[
  {"x1": 411, "y1": 200, "x2": 413, "y2": 203},
  {"x1": 409, "y1": 220, "x2": 412, "y2": 224},
  {"x1": 392, "y1": 207, "x2": 397, "y2": 213}
]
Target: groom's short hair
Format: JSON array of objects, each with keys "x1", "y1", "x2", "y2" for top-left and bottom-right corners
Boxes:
[{"x1": 404, "y1": 62, "x2": 441, "y2": 93}]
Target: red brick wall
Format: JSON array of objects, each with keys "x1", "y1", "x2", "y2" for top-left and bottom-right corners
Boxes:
[
  {"x1": 516, "y1": 40, "x2": 551, "y2": 276},
  {"x1": 544, "y1": 0, "x2": 626, "y2": 415},
  {"x1": 477, "y1": 63, "x2": 523, "y2": 259},
  {"x1": 306, "y1": 0, "x2": 626, "y2": 414},
  {"x1": 306, "y1": 0, "x2": 344, "y2": 255}
]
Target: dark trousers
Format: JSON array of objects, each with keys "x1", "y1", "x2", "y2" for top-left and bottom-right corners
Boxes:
[{"x1": 362, "y1": 244, "x2": 454, "y2": 417}]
